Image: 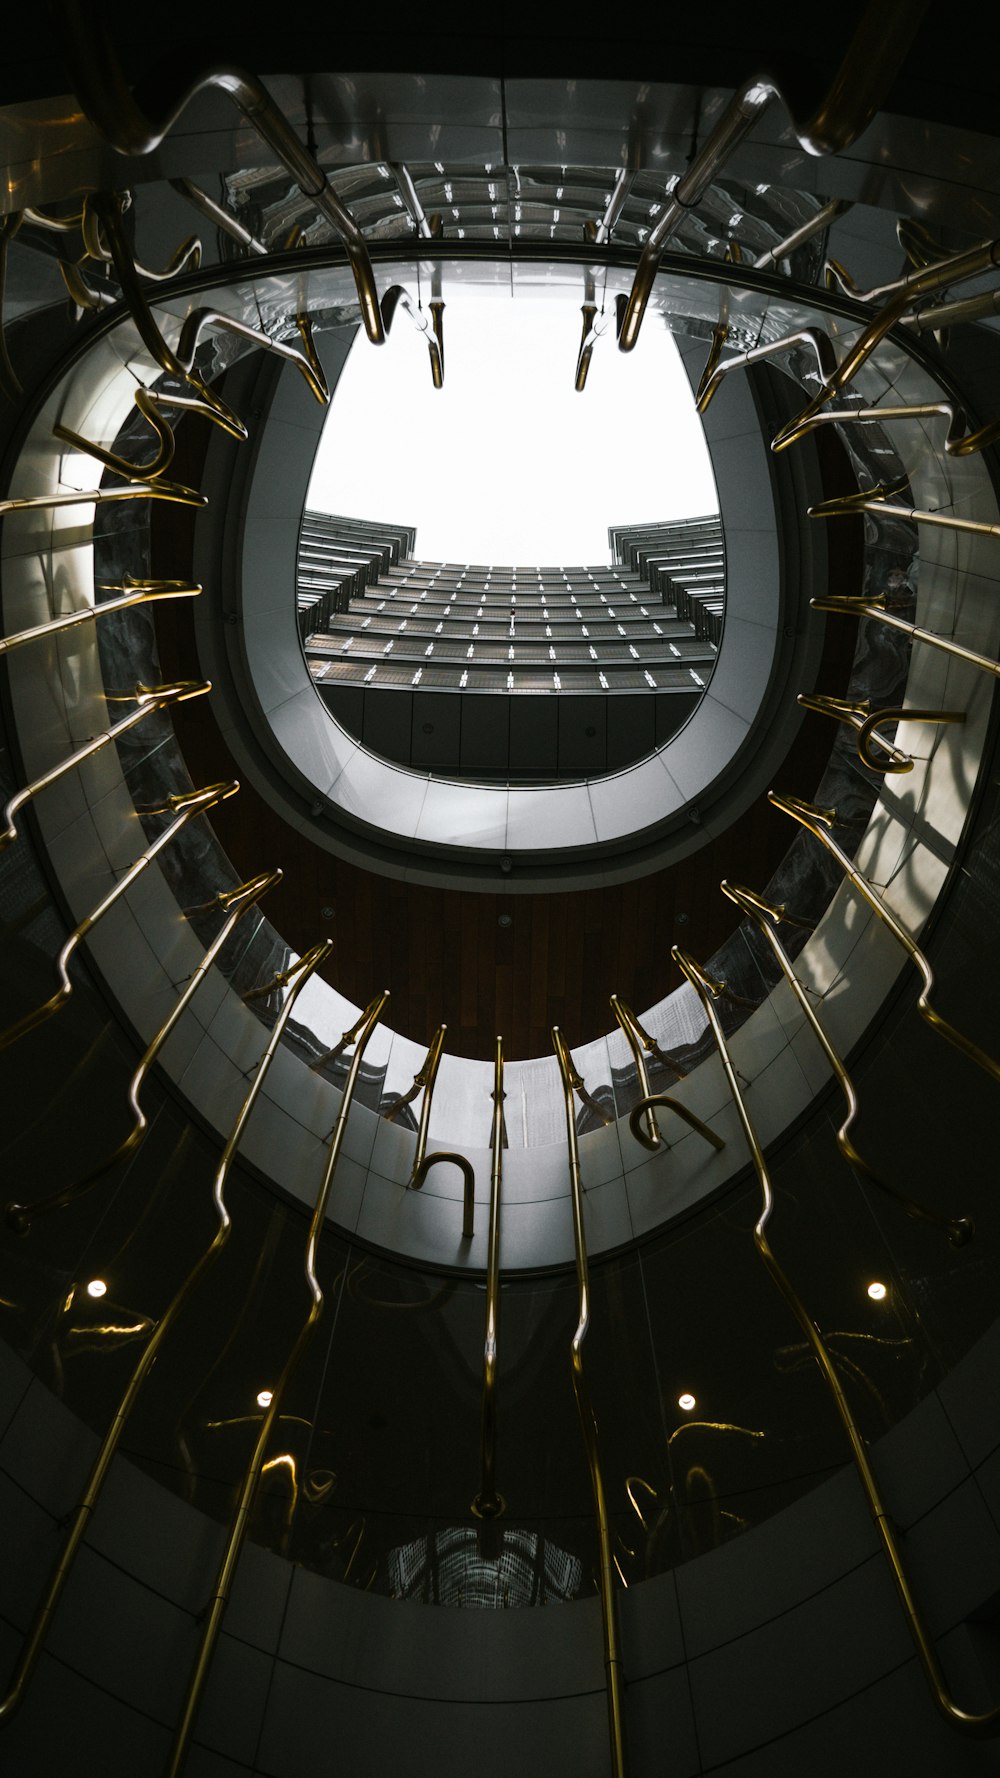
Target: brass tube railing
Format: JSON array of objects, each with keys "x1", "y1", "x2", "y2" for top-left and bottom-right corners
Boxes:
[
  {"x1": 0, "y1": 482, "x2": 207, "y2": 518},
  {"x1": 810, "y1": 594, "x2": 1000, "y2": 683},
  {"x1": 585, "y1": 169, "x2": 635, "y2": 247},
  {"x1": 383, "y1": 1023, "x2": 446, "y2": 1125},
  {"x1": 57, "y1": 0, "x2": 384, "y2": 344},
  {"x1": 671, "y1": 944, "x2": 1000, "y2": 1738},
  {"x1": 0, "y1": 939, "x2": 332, "y2": 1726},
  {"x1": 406, "y1": 1025, "x2": 476, "y2": 1239},
  {"x1": 472, "y1": 1037, "x2": 505, "y2": 1519},
  {"x1": 612, "y1": 995, "x2": 727, "y2": 1157},
  {"x1": 165, "y1": 990, "x2": 388, "y2": 1778},
  {"x1": 5, "y1": 869, "x2": 282, "y2": 1232},
  {"x1": 696, "y1": 326, "x2": 838, "y2": 413},
  {"x1": 809, "y1": 483, "x2": 1000, "y2": 539},
  {"x1": 169, "y1": 177, "x2": 268, "y2": 256},
  {"x1": 769, "y1": 793, "x2": 1000, "y2": 1086},
  {"x1": 390, "y1": 164, "x2": 443, "y2": 241},
  {"x1": 617, "y1": 0, "x2": 924, "y2": 353},
  {"x1": 380, "y1": 285, "x2": 444, "y2": 388},
  {"x1": 775, "y1": 399, "x2": 1000, "y2": 459},
  {"x1": 796, "y1": 692, "x2": 965, "y2": 776},
  {"x1": 0, "y1": 679, "x2": 210, "y2": 849},
  {"x1": 0, "y1": 780, "x2": 239, "y2": 1054},
  {"x1": 753, "y1": 196, "x2": 852, "y2": 272},
  {"x1": 719, "y1": 880, "x2": 972, "y2": 1243},
  {"x1": 552, "y1": 1026, "x2": 626, "y2": 1778},
  {"x1": 0, "y1": 577, "x2": 199, "y2": 661}
]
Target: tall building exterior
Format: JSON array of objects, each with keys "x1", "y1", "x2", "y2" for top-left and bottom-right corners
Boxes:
[{"x1": 1, "y1": 11, "x2": 1000, "y2": 1777}]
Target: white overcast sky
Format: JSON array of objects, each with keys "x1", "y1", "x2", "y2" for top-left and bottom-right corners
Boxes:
[{"x1": 308, "y1": 290, "x2": 718, "y2": 564}]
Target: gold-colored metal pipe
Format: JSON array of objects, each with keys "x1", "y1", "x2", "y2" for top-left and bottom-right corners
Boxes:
[
  {"x1": 753, "y1": 197, "x2": 853, "y2": 272},
  {"x1": 696, "y1": 326, "x2": 838, "y2": 414},
  {"x1": 768, "y1": 792, "x2": 1000, "y2": 1087},
  {"x1": 796, "y1": 692, "x2": 965, "y2": 775},
  {"x1": 775, "y1": 399, "x2": 1000, "y2": 459},
  {"x1": 811, "y1": 594, "x2": 1000, "y2": 683},
  {"x1": 5, "y1": 869, "x2": 282, "y2": 1233},
  {"x1": 576, "y1": 295, "x2": 626, "y2": 392},
  {"x1": 380, "y1": 285, "x2": 444, "y2": 389},
  {"x1": 719, "y1": 880, "x2": 972, "y2": 1243},
  {"x1": 389, "y1": 163, "x2": 443, "y2": 241},
  {"x1": 774, "y1": 237, "x2": 1000, "y2": 452},
  {"x1": 399, "y1": 1024, "x2": 475, "y2": 1237},
  {"x1": 0, "y1": 482, "x2": 207, "y2": 518},
  {"x1": 808, "y1": 483, "x2": 1000, "y2": 538},
  {"x1": 165, "y1": 990, "x2": 387, "y2": 1778},
  {"x1": 168, "y1": 177, "x2": 268, "y2": 256},
  {"x1": 0, "y1": 578, "x2": 200, "y2": 661},
  {"x1": 552, "y1": 1025, "x2": 626, "y2": 1778},
  {"x1": 0, "y1": 780, "x2": 238, "y2": 1055},
  {"x1": 472, "y1": 1038, "x2": 505, "y2": 1520},
  {"x1": 57, "y1": 2, "x2": 384, "y2": 344},
  {"x1": 384, "y1": 1024, "x2": 446, "y2": 1124},
  {"x1": 0, "y1": 939, "x2": 332, "y2": 1727},
  {"x1": 0, "y1": 679, "x2": 210, "y2": 850},
  {"x1": 611, "y1": 994, "x2": 714, "y2": 1157},
  {"x1": 671, "y1": 943, "x2": 1000, "y2": 1737},
  {"x1": 617, "y1": 0, "x2": 923, "y2": 353}
]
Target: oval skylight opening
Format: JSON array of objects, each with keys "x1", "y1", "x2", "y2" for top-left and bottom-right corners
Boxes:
[{"x1": 308, "y1": 290, "x2": 718, "y2": 559}]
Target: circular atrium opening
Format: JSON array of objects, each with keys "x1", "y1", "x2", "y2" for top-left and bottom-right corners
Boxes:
[{"x1": 301, "y1": 290, "x2": 720, "y2": 782}]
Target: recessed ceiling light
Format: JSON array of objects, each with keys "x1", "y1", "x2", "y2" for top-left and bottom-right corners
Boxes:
[
  {"x1": 86, "y1": 1279, "x2": 107, "y2": 1298},
  {"x1": 678, "y1": 1392, "x2": 696, "y2": 1411},
  {"x1": 257, "y1": 1389, "x2": 274, "y2": 1408},
  {"x1": 867, "y1": 1281, "x2": 887, "y2": 1301}
]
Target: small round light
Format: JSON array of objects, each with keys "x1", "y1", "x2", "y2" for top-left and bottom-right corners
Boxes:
[
  {"x1": 867, "y1": 1281, "x2": 887, "y2": 1301},
  {"x1": 678, "y1": 1392, "x2": 696, "y2": 1412},
  {"x1": 256, "y1": 1389, "x2": 273, "y2": 1408},
  {"x1": 86, "y1": 1279, "x2": 107, "y2": 1299}
]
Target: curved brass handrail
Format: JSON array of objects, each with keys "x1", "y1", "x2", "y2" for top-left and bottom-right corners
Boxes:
[
  {"x1": 0, "y1": 679, "x2": 210, "y2": 850},
  {"x1": 612, "y1": 993, "x2": 662, "y2": 1147},
  {"x1": 811, "y1": 594, "x2": 1000, "y2": 683},
  {"x1": 0, "y1": 577, "x2": 200, "y2": 660},
  {"x1": 0, "y1": 938, "x2": 333, "y2": 1727},
  {"x1": 776, "y1": 399, "x2": 1000, "y2": 459},
  {"x1": 380, "y1": 285, "x2": 444, "y2": 389},
  {"x1": 720, "y1": 879, "x2": 972, "y2": 1243},
  {"x1": 0, "y1": 482, "x2": 207, "y2": 517},
  {"x1": 617, "y1": 0, "x2": 925, "y2": 353},
  {"x1": 472, "y1": 1037, "x2": 505, "y2": 1519},
  {"x1": 0, "y1": 780, "x2": 239, "y2": 1054},
  {"x1": 389, "y1": 1022, "x2": 474, "y2": 1235},
  {"x1": 753, "y1": 196, "x2": 852, "y2": 272},
  {"x1": 169, "y1": 177, "x2": 268, "y2": 257},
  {"x1": 671, "y1": 942, "x2": 1000, "y2": 1737},
  {"x1": 696, "y1": 326, "x2": 838, "y2": 414},
  {"x1": 384, "y1": 1023, "x2": 446, "y2": 1123},
  {"x1": 165, "y1": 989, "x2": 388, "y2": 1778},
  {"x1": 627, "y1": 1094, "x2": 726, "y2": 1157},
  {"x1": 6, "y1": 869, "x2": 282, "y2": 1232},
  {"x1": 797, "y1": 692, "x2": 965, "y2": 776},
  {"x1": 808, "y1": 483, "x2": 1000, "y2": 538},
  {"x1": 576, "y1": 295, "x2": 626, "y2": 392},
  {"x1": 551, "y1": 1025, "x2": 626, "y2": 1778},
  {"x1": 56, "y1": 0, "x2": 384, "y2": 344},
  {"x1": 773, "y1": 233, "x2": 1000, "y2": 451},
  {"x1": 769, "y1": 793, "x2": 1000, "y2": 1087}
]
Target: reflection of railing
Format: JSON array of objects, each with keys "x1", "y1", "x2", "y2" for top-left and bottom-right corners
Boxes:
[
  {"x1": 672, "y1": 942, "x2": 1000, "y2": 1738},
  {"x1": 617, "y1": 0, "x2": 925, "y2": 352},
  {"x1": 6, "y1": 869, "x2": 282, "y2": 1233},
  {"x1": 797, "y1": 692, "x2": 965, "y2": 775},
  {"x1": 381, "y1": 284, "x2": 445, "y2": 389},
  {"x1": 753, "y1": 197, "x2": 852, "y2": 272},
  {"x1": 400, "y1": 1025, "x2": 476, "y2": 1238},
  {"x1": 552, "y1": 1025, "x2": 626, "y2": 1778},
  {"x1": 472, "y1": 1038, "x2": 505, "y2": 1520},
  {"x1": 811, "y1": 593, "x2": 1000, "y2": 684},
  {"x1": 0, "y1": 679, "x2": 210, "y2": 849},
  {"x1": 770, "y1": 793, "x2": 1000, "y2": 1086},
  {"x1": 169, "y1": 177, "x2": 268, "y2": 257},
  {"x1": 0, "y1": 780, "x2": 239, "y2": 1053},
  {"x1": 611, "y1": 993, "x2": 723, "y2": 1158},
  {"x1": 56, "y1": 0, "x2": 384, "y2": 343},
  {"x1": 0, "y1": 938, "x2": 333, "y2": 1726},
  {"x1": 719, "y1": 880, "x2": 972, "y2": 1244},
  {"x1": 167, "y1": 990, "x2": 387, "y2": 1778}
]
